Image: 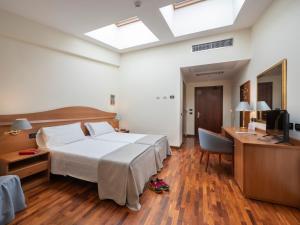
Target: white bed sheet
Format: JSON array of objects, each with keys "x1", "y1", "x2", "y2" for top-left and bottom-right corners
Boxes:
[
  {"x1": 44, "y1": 138, "x2": 128, "y2": 183},
  {"x1": 92, "y1": 132, "x2": 146, "y2": 143}
]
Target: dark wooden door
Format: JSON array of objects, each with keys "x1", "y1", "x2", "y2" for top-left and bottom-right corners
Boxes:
[
  {"x1": 240, "y1": 81, "x2": 251, "y2": 127},
  {"x1": 258, "y1": 82, "x2": 273, "y2": 120},
  {"x1": 195, "y1": 86, "x2": 223, "y2": 134}
]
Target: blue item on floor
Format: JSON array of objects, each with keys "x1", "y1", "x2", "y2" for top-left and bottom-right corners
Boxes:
[{"x1": 0, "y1": 175, "x2": 26, "y2": 225}]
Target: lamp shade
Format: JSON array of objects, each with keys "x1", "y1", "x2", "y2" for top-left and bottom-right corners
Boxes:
[
  {"x1": 235, "y1": 101, "x2": 252, "y2": 112},
  {"x1": 256, "y1": 101, "x2": 271, "y2": 111},
  {"x1": 11, "y1": 118, "x2": 32, "y2": 130}
]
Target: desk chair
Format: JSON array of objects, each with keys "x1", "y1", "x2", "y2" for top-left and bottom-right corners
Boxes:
[{"x1": 198, "y1": 128, "x2": 233, "y2": 172}]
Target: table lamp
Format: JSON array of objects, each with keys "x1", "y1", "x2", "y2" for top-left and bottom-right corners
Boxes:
[
  {"x1": 257, "y1": 101, "x2": 271, "y2": 121},
  {"x1": 6, "y1": 118, "x2": 32, "y2": 135},
  {"x1": 236, "y1": 101, "x2": 252, "y2": 129}
]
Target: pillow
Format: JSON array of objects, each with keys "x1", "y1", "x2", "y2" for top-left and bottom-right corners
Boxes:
[
  {"x1": 42, "y1": 122, "x2": 85, "y2": 148},
  {"x1": 85, "y1": 122, "x2": 115, "y2": 137},
  {"x1": 36, "y1": 129, "x2": 47, "y2": 149}
]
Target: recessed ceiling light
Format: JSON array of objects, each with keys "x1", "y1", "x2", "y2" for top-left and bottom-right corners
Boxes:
[
  {"x1": 85, "y1": 17, "x2": 159, "y2": 50},
  {"x1": 134, "y1": 0, "x2": 142, "y2": 8}
]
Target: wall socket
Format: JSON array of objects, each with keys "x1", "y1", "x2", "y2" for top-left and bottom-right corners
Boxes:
[
  {"x1": 289, "y1": 123, "x2": 294, "y2": 130},
  {"x1": 295, "y1": 124, "x2": 300, "y2": 131},
  {"x1": 29, "y1": 132, "x2": 37, "y2": 139}
]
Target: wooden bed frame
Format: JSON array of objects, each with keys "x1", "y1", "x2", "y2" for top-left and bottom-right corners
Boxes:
[{"x1": 0, "y1": 106, "x2": 119, "y2": 154}]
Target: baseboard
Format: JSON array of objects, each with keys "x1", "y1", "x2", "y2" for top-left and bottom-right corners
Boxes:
[
  {"x1": 184, "y1": 134, "x2": 196, "y2": 137},
  {"x1": 171, "y1": 142, "x2": 183, "y2": 149}
]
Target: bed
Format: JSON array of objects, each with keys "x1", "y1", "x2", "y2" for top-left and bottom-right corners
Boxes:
[
  {"x1": 0, "y1": 106, "x2": 169, "y2": 211},
  {"x1": 37, "y1": 123, "x2": 157, "y2": 211},
  {"x1": 85, "y1": 122, "x2": 172, "y2": 170}
]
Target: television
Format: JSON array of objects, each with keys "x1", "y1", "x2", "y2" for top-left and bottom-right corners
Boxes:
[{"x1": 266, "y1": 110, "x2": 289, "y2": 143}]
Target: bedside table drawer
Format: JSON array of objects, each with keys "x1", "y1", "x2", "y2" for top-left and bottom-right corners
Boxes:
[{"x1": 8, "y1": 161, "x2": 49, "y2": 179}]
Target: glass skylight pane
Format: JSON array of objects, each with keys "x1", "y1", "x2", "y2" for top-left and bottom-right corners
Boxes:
[
  {"x1": 85, "y1": 18, "x2": 159, "y2": 50},
  {"x1": 160, "y1": 0, "x2": 245, "y2": 37}
]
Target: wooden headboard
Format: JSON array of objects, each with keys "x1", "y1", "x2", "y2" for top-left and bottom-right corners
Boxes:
[{"x1": 0, "y1": 106, "x2": 119, "y2": 154}]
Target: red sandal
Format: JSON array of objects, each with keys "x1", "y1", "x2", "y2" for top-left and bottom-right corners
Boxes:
[
  {"x1": 155, "y1": 178, "x2": 170, "y2": 191},
  {"x1": 148, "y1": 180, "x2": 163, "y2": 194}
]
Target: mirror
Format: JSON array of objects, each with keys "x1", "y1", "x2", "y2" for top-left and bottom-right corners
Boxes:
[{"x1": 257, "y1": 59, "x2": 287, "y2": 122}]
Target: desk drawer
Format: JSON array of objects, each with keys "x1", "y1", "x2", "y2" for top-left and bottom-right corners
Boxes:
[{"x1": 8, "y1": 161, "x2": 49, "y2": 179}]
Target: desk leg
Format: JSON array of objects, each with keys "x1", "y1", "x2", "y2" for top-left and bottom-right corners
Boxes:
[{"x1": 232, "y1": 153, "x2": 234, "y2": 175}]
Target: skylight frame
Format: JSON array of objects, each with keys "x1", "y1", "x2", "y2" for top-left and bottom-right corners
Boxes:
[
  {"x1": 173, "y1": 0, "x2": 204, "y2": 10},
  {"x1": 115, "y1": 16, "x2": 140, "y2": 27},
  {"x1": 84, "y1": 17, "x2": 159, "y2": 50}
]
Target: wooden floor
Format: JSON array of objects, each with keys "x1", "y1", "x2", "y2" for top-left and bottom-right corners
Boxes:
[{"x1": 12, "y1": 137, "x2": 300, "y2": 225}]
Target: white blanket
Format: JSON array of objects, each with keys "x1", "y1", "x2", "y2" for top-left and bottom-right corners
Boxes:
[
  {"x1": 98, "y1": 143, "x2": 157, "y2": 210},
  {"x1": 42, "y1": 138, "x2": 157, "y2": 210},
  {"x1": 45, "y1": 139, "x2": 128, "y2": 182}
]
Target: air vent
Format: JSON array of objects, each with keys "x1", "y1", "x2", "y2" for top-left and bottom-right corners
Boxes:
[
  {"x1": 192, "y1": 38, "x2": 233, "y2": 52},
  {"x1": 195, "y1": 71, "x2": 224, "y2": 76}
]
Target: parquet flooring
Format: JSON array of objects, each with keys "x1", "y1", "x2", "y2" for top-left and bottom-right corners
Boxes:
[{"x1": 11, "y1": 137, "x2": 300, "y2": 225}]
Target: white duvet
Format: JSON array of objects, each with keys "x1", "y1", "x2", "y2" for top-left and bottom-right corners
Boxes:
[{"x1": 47, "y1": 138, "x2": 128, "y2": 183}]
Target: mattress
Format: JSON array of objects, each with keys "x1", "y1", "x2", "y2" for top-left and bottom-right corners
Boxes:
[{"x1": 45, "y1": 138, "x2": 128, "y2": 182}]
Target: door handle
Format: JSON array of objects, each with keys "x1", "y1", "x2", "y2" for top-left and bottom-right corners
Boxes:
[{"x1": 197, "y1": 112, "x2": 200, "y2": 119}]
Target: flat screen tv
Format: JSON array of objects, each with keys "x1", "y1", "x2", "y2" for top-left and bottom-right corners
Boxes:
[{"x1": 266, "y1": 110, "x2": 289, "y2": 143}]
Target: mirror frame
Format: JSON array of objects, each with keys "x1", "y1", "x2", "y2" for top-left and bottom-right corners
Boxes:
[{"x1": 256, "y1": 59, "x2": 287, "y2": 121}]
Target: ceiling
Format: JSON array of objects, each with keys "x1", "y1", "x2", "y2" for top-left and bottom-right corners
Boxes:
[
  {"x1": 181, "y1": 60, "x2": 250, "y2": 83},
  {"x1": 0, "y1": 0, "x2": 273, "y2": 53}
]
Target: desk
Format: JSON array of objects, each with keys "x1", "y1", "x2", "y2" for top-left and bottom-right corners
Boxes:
[{"x1": 223, "y1": 127, "x2": 300, "y2": 208}]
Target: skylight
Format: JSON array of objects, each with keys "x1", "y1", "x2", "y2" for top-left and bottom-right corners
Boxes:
[
  {"x1": 85, "y1": 17, "x2": 159, "y2": 50},
  {"x1": 160, "y1": 0, "x2": 246, "y2": 37}
]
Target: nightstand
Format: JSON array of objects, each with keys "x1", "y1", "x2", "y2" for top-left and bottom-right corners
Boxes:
[{"x1": 0, "y1": 150, "x2": 50, "y2": 191}]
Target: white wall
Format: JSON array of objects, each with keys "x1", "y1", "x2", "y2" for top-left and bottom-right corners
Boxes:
[
  {"x1": 232, "y1": 0, "x2": 300, "y2": 140},
  {"x1": 119, "y1": 30, "x2": 251, "y2": 146},
  {"x1": 0, "y1": 10, "x2": 120, "y2": 115},
  {"x1": 0, "y1": 10, "x2": 120, "y2": 67},
  {"x1": 184, "y1": 80, "x2": 232, "y2": 135}
]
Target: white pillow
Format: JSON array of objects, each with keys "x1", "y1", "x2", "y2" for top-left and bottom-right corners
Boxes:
[
  {"x1": 36, "y1": 129, "x2": 47, "y2": 149},
  {"x1": 42, "y1": 122, "x2": 85, "y2": 148},
  {"x1": 85, "y1": 122, "x2": 115, "y2": 137}
]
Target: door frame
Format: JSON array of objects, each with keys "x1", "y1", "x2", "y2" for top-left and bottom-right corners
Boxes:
[{"x1": 194, "y1": 86, "x2": 223, "y2": 135}]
